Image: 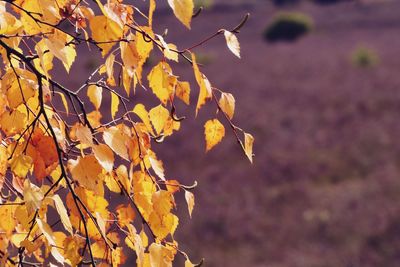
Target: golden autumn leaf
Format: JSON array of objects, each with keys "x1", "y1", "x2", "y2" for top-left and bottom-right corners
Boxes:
[
  {"x1": 133, "y1": 104, "x2": 155, "y2": 135},
  {"x1": 164, "y1": 43, "x2": 179, "y2": 62},
  {"x1": 149, "y1": 154, "x2": 166, "y2": 181},
  {"x1": 111, "y1": 92, "x2": 120, "y2": 119},
  {"x1": 89, "y1": 15, "x2": 123, "y2": 57},
  {"x1": 167, "y1": 0, "x2": 194, "y2": 29},
  {"x1": 176, "y1": 81, "x2": 191, "y2": 105},
  {"x1": 45, "y1": 30, "x2": 77, "y2": 72},
  {"x1": 105, "y1": 53, "x2": 116, "y2": 86},
  {"x1": 219, "y1": 92, "x2": 236, "y2": 120},
  {"x1": 149, "y1": 104, "x2": 170, "y2": 135},
  {"x1": 244, "y1": 132, "x2": 255, "y2": 163},
  {"x1": 192, "y1": 53, "x2": 212, "y2": 115},
  {"x1": 204, "y1": 119, "x2": 225, "y2": 151},
  {"x1": 87, "y1": 85, "x2": 103, "y2": 110},
  {"x1": 133, "y1": 171, "x2": 156, "y2": 220},
  {"x1": 223, "y1": 30, "x2": 241, "y2": 58},
  {"x1": 185, "y1": 190, "x2": 195, "y2": 218},
  {"x1": 68, "y1": 155, "x2": 103, "y2": 192},
  {"x1": 53, "y1": 194, "x2": 73, "y2": 235},
  {"x1": 93, "y1": 144, "x2": 115, "y2": 173},
  {"x1": 63, "y1": 236, "x2": 84, "y2": 266},
  {"x1": 0, "y1": 145, "x2": 7, "y2": 176},
  {"x1": 11, "y1": 154, "x2": 33, "y2": 178},
  {"x1": 148, "y1": 191, "x2": 178, "y2": 240},
  {"x1": 103, "y1": 126, "x2": 130, "y2": 160},
  {"x1": 36, "y1": 218, "x2": 65, "y2": 264},
  {"x1": 148, "y1": 62, "x2": 177, "y2": 105},
  {"x1": 0, "y1": 109, "x2": 27, "y2": 135},
  {"x1": 149, "y1": 0, "x2": 156, "y2": 27},
  {"x1": 75, "y1": 123, "x2": 93, "y2": 147},
  {"x1": 116, "y1": 204, "x2": 135, "y2": 227},
  {"x1": 23, "y1": 180, "x2": 44, "y2": 214},
  {"x1": 0, "y1": 205, "x2": 17, "y2": 236}
]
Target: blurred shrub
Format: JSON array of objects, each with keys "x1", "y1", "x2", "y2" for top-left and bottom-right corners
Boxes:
[
  {"x1": 351, "y1": 46, "x2": 379, "y2": 68},
  {"x1": 264, "y1": 12, "x2": 314, "y2": 42},
  {"x1": 272, "y1": 0, "x2": 300, "y2": 6},
  {"x1": 313, "y1": 0, "x2": 353, "y2": 5},
  {"x1": 194, "y1": 0, "x2": 214, "y2": 9}
]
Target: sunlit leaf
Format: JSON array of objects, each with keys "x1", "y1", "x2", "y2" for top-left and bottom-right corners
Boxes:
[
  {"x1": 224, "y1": 30, "x2": 241, "y2": 58},
  {"x1": 204, "y1": 119, "x2": 225, "y2": 151},
  {"x1": 167, "y1": 0, "x2": 194, "y2": 29}
]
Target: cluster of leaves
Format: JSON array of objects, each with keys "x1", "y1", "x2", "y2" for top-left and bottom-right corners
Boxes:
[{"x1": 0, "y1": 0, "x2": 253, "y2": 266}]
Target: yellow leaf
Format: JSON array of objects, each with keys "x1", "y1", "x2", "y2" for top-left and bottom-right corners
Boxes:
[
  {"x1": 111, "y1": 93, "x2": 120, "y2": 119},
  {"x1": 73, "y1": 187, "x2": 109, "y2": 217},
  {"x1": 93, "y1": 144, "x2": 114, "y2": 173},
  {"x1": 0, "y1": 205, "x2": 16, "y2": 235},
  {"x1": 116, "y1": 204, "x2": 135, "y2": 227},
  {"x1": 87, "y1": 110, "x2": 102, "y2": 128},
  {"x1": 133, "y1": 104, "x2": 154, "y2": 135},
  {"x1": 136, "y1": 27, "x2": 154, "y2": 79},
  {"x1": 219, "y1": 92, "x2": 235, "y2": 120},
  {"x1": 104, "y1": 172, "x2": 121, "y2": 193},
  {"x1": 103, "y1": 126, "x2": 130, "y2": 160},
  {"x1": 89, "y1": 16, "x2": 123, "y2": 57},
  {"x1": 105, "y1": 53, "x2": 116, "y2": 86},
  {"x1": 75, "y1": 123, "x2": 93, "y2": 147},
  {"x1": 149, "y1": 155, "x2": 165, "y2": 181},
  {"x1": 223, "y1": 30, "x2": 241, "y2": 58},
  {"x1": 244, "y1": 132, "x2": 255, "y2": 163},
  {"x1": 87, "y1": 85, "x2": 103, "y2": 110},
  {"x1": 116, "y1": 164, "x2": 131, "y2": 194},
  {"x1": 166, "y1": 180, "x2": 180, "y2": 194},
  {"x1": 36, "y1": 218, "x2": 65, "y2": 264},
  {"x1": 112, "y1": 247, "x2": 127, "y2": 266},
  {"x1": 125, "y1": 230, "x2": 145, "y2": 266},
  {"x1": 2, "y1": 69, "x2": 35, "y2": 109},
  {"x1": 149, "y1": 0, "x2": 156, "y2": 27},
  {"x1": 184, "y1": 190, "x2": 195, "y2": 218},
  {"x1": 176, "y1": 81, "x2": 190, "y2": 105},
  {"x1": 0, "y1": 4, "x2": 22, "y2": 35},
  {"x1": 45, "y1": 30, "x2": 76, "y2": 72},
  {"x1": 167, "y1": 0, "x2": 194, "y2": 29},
  {"x1": 34, "y1": 37, "x2": 53, "y2": 77},
  {"x1": 204, "y1": 119, "x2": 225, "y2": 151},
  {"x1": 149, "y1": 242, "x2": 175, "y2": 267},
  {"x1": 148, "y1": 191, "x2": 178, "y2": 239},
  {"x1": 185, "y1": 260, "x2": 195, "y2": 267},
  {"x1": 0, "y1": 145, "x2": 7, "y2": 176},
  {"x1": 63, "y1": 236, "x2": 84, "y2": 266},
  {"x1": 55, "y1": 91, "x2": 69, "y2": 114},
  {"x1": 11, "y1": 154, "x2": 32, "y2": 178},
  {"x1": 53, "y1": 194, "x2": 73, "y2": 235},
  {"x1": 23, "y1": 180, "x2": 44, "y2": 214},
  {"x1": 133, "y1": 171, "x2": 156, "y2": 220},
  {"x1": 192, "y1": 53, "x2": 212, "y2": 115},
  {"x1": 164, "y1": 43, "x2": 179, "y2": 62},
  {"x1": 0, "y1": 109, "x2": 26, "y2": 135},
  {"x1": 68, "y1": 155, "x2": 103, "y2": 192},
  {"x1": 149, "y1": 105, "x2": 170, "y2": 135},
  {"x1": 140, "y1": 229, "x2": 149, "y2": 248},
  {"x1": 122, "y1": 67, "x2": 132, "y2": 96},
  {"x1": 147, "y1": 62, "x2": 177, "y2": 105}
]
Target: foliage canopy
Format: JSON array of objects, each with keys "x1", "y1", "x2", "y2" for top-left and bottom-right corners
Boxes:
[{"x1": 0, "y1": 0, "x2": 253, "y2": 266}]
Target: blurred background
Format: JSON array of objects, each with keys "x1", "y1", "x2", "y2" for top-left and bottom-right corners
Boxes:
[{"x1": 65, "y1": 0, "x2": 400, "y2": 266}]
